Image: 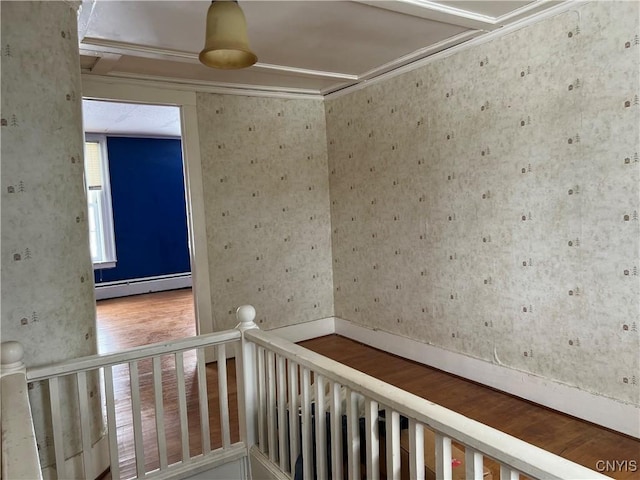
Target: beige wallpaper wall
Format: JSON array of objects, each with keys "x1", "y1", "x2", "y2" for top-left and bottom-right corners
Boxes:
[
  {"x1": 326, "y1": 1, "x2": 639, "y2": 405},
  {"x1": 197, "y1": 93, "x2": 334, "y2": 330},
  {"x1": 1, "y1": 1, "x2": 103, "y2": 468}
]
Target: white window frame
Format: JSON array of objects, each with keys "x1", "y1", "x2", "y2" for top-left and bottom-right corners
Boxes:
[{"x1": 84, "y1": 134, "x2": 117, "y2": 269}]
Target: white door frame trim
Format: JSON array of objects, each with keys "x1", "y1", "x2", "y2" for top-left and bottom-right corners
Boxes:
[{"x1": 81, "y1": 75, "x2": 214, "y2": 338}]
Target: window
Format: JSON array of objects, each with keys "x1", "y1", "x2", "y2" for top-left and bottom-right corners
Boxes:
[{"x1": 84, "y1": 135, "x2": 117, "y2": 269}]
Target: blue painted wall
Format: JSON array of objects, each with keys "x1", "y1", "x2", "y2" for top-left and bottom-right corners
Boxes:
[{"x1": 94, "y1": 137, "x2": 191, "y2": 283}]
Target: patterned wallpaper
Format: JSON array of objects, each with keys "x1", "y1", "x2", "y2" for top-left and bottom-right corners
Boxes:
[
  {"x1": 326, "y1": 1, "x2": 639, "y2": 405},
  {"x1": 196, "y1": 93, "x2": 334, "y2": 330},
  {"x1": 1, "y1": 1, "x2": 102, "y2": 467}
]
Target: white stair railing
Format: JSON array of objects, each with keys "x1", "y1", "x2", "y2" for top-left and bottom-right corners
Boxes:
[
  {"x1": 237, "y1": 306, "x2": 611, "y2": 480},
  {"x1": 3, "y1": 304, "x2": 614, "y2": 480},
  {"x1": 22, "y1": 329, "x2": 246, "y2": 480}
]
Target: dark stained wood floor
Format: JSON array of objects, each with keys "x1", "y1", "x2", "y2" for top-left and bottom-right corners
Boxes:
[{"x1": 97, "y1": 289, "x2": 640, "y2": 480}]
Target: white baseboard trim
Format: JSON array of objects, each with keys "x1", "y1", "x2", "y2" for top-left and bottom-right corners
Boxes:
[
  {"x1": 41, "y1": 432, "x2": 110, "y2": 480},
  {"x1": 334, "y1": 317, "x2": 640, "y2": 439},
  {"x1": 95, "y1": 273, "x2": 192, "y2": 300},
  {"x1": 267, "y1": 316, "x2": 336, "y2": 343}
]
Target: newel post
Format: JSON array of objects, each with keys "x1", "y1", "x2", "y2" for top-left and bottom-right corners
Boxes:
[
  {"x1": 1, "y1": 341, "x2": 26, "y2": 378},
  {"x1": 235, "y1": 305, "x2": 259, "y2": 450}
]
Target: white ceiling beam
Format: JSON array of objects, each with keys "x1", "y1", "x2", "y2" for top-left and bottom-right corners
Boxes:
[
  {"x1": 353, "y1": 0, "x2": 501, "y2": 31},
  {"x1": 80, "y1": 37, "x2": 357, "y2": 81}
]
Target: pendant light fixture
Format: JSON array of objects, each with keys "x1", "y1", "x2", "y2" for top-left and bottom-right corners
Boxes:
[{"x1": 199, "y1": 0, "x2": 257, "y2": 70}]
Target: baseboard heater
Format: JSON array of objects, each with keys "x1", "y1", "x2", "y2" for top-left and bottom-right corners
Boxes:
[{"x1": 95, "y1": 272, "x2": 192, "y2": 300}]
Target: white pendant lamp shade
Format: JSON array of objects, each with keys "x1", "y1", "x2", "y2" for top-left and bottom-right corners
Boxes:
[{"x1": 199, "y1": 1, "x2": 257, "y2": 70}]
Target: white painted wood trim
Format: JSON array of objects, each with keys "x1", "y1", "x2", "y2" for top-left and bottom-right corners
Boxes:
[
  {"x1": 354, "y1": 0, "x2": 500, "y2": 31},
  {"x1": 82, "y1": 76, "x2": 197, "y2": 106},
  {"x1": 81, "y1": 79, "x2": 214, "y2": 344},
  {"x1": 139, "y1": 444, "x2": 248, "y2": 480},
  {"x1": 179, "y1": 102, "x2": 213, "y2": 337},
  {"x1": 83, "y1": 72, "x2": 324, "y2": 99},
  {"x1": 266, "y1": 317, "x2": 336, "y2": 343},
  {"x1": 94, "y1": 273, "x2": 192, "y2": 300},
  {"x1": 104, "y1": 366, "x2": 120, "y2": 478},
  {"x1": 81, "y1": 38, "x2": 358, "y2": 80},
  {"x1": 249, "y1": 445, "x2": 291, "y2": 480},
  {"x1": 356, "y1": 30, "x2": 483, "y2": 83},
  {"x1": 27, "y1": 330, "x2": 241, "y2": 381},
  {"x1": 334, "y1": 317, "x2": 640, "y2": 439}
]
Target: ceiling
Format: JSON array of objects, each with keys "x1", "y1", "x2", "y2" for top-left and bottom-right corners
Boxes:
[{"x1": 78, "y1": 0, "x2": 565, "y2": 97}]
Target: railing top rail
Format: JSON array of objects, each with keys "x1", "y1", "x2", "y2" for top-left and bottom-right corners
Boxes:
[
  {"x1": 245, "y1": 329, "x2": 611, "y2": 480},
  {"x1": 27, "y1": 329, "x2": 241, "y2": 382}
]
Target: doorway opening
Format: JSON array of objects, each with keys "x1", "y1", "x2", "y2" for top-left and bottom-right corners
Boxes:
[{"x1": 82, "y1": 99, "x2": 196, "y2": 353}]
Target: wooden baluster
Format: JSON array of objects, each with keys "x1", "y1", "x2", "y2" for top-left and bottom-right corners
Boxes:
[
  {"x1": 500, "y1": 465, "x2": 521, "y2": 480},
  {"x1": 48, "y1": 377, "x2": 67, "y2": 479},
  {"x1": 151, "y1": 357, "x2": 167, "y2": 471},
  {"x1": 365, "y1": 398, "x2": 380, "y2": 480},
  {"x1": 315, "y1": 375, "x2": 327, "y2": 480},
  {"x1": 277, "y1": 355, "x2": 288, "y2": 471},
  {"x1": 256, "y1": 346, "x2": 267, "y2": 452},
  {"x1": 197, "y1": 348, "x2": 211, "y2": 454},
  {"x1": 217, "y1": 344, "x2": 231, "y2": 449},
  {"x1": 329, "y1": 381, "x2": 343, "y2": 480},
  {"x1": 175, "y1": 351, "x2": 190, "y2": 461},
  {"x1": 386, "y1": 409, "x2": 401, "y2": 480},
  {"x1": 435, "y1": 432, "x2": 452, "y2": 480},
  {"x1": 77, "y1": 371, "x2": 95, "y2": 480},
  {"x1": 129, "y1": 361, "x2": 145, "y2": 476},
  {"x1": 409, "y1": 420, "x2": 424, "y2": 480},
  {"x1": 266, "y1": 350, "x2": 277, "y2": 462},
  {"x1": 103, "y1": 367, "x2": 120, "y2": 479},
  {"x1": 465, "y1": 447, "x2": 484, "y2": 480},
  {"x1": 301, "y1": 367, "x2": 313, "y2": 479},
  {"x1": 287, "y1": 360, "x2": 300, "y2": 474},
  {"x1": 346, "y1": 388, "x2": 361, "y2": 480}
]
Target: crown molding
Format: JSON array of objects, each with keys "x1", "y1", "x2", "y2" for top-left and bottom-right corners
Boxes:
[
  {"x1": 354, "y1": 0, "x2": 499, "y2": 31},
  {"x1": 81, "y1": 73, "x2": 325, "y2": 101},
  {"x1": 358, "y1": 29, "x2": 482, "y2": 81}
]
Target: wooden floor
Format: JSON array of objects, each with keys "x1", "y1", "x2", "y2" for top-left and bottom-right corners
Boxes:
[
  {"x1": 97, "y1": 288, "x2": 197, "y2": 354},
  {"x1": 97, "y1": 289, "x2": 240, "y2": 479},
  {"x1": 97, "y1": 289, "x2": 639, "y2": 479}
]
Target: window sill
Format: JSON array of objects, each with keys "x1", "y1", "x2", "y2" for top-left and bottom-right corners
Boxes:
[{"x1": 93, "y1": 261, "x2": 116, "y2": 270}]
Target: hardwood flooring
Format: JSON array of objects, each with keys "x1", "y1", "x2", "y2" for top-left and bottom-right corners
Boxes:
[
  {"x1": 300, "y1": 335, "x2": 640, "y2": 480},
  {"x1": 97, "y1": 288, "x2": 197, "y2": 354},
  {"x1": 96, "y1": 289, "x2": 240, "y2": 479},
  {"x1": 97, "y1": 290, "x2": 639, "y2": 480}
]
